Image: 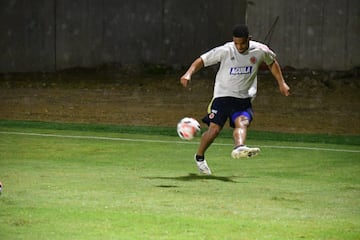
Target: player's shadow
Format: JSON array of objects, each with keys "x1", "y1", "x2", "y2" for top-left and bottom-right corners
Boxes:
[{"x1": 145, "y1": 173, "x2": 239, "y2": 183}]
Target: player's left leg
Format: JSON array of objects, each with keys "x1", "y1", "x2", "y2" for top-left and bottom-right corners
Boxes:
[
  {"x1": 233, "y1": 115, "x2": 249, "y2": 147},
  {"x1": 231, "y1": 114, "x2": 260, "y2": 158}
]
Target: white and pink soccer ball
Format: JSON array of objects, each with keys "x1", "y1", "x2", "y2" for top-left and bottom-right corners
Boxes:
[{"x1": 177, "y1": 117, "x2": 201, "y2": 140}]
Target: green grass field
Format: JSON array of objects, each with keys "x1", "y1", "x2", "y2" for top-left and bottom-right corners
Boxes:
[{"x1": 0, "y1": 120, "x2": 359, "y2": 240}]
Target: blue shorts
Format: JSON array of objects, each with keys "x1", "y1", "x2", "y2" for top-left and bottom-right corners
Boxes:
[{"x1": 202, "y1": 97, "x2": 253, "y2": 128}]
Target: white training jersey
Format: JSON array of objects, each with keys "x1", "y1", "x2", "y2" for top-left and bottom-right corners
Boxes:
[{"x1": 200, "y1": 40, "x2": 276, "y2": 99}]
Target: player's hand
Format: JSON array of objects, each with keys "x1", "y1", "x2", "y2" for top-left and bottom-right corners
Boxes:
[
  {"x1": 180, "y1": 75, "x2": 190, "y2": 87},
  {"x1": 280, "y1": 82, "x2": 290, "y2": 96},
  {"x1": 180, "y1": 58, "x2": 203, "y2": 88}
]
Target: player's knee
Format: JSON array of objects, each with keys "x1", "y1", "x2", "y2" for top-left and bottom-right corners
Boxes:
[
  {"x1": 207, "y1": 124, "x2": 221, "y2": 138},
  {"x1": 236, "y1": 116, "x2": 250, "y2": 128},
  {"x1": 241, "y1": 118, "x2": 250, "y2": 127}
]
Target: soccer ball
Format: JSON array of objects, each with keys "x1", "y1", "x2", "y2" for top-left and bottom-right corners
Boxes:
[{"x1": 177, "y1": 117, "x2": 201, "y2": 140}]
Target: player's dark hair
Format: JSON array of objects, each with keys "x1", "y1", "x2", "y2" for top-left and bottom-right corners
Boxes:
[{"x1": 233, "y1": 24, "x2": 249, "y2": 38}]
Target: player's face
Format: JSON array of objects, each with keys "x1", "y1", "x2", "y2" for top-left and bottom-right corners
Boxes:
[{"x1": 233, "y1": 37, "x2": 250, "y2": 54}]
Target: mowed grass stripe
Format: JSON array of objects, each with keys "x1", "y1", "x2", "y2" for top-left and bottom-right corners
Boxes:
[
  {"x1": 0, "y1": 126, "x2": 359, "y2": 239},
  {"x1": 0, "y1": 130, "x2": 359, "y2": 153}
]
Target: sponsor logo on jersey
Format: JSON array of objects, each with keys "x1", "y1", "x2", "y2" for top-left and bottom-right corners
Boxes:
[{"x1": 229, "y1": 66, "x2": 253, "y2": 75}]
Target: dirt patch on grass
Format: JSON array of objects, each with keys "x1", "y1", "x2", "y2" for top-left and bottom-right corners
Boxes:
[{"x1": 0, "y1": 68, "x2": 359, "y2": 135}]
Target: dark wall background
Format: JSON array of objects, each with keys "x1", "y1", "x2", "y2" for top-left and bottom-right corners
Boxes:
[
  {"x1": 247, "y1": 0, "x2": 360, "y2": 71},
  {"x1": 0, "y1": 0, "x2": 245, "y2": 72},
  {"x1": 1, "y1": 0, "x2": 359, "y2": 72}
]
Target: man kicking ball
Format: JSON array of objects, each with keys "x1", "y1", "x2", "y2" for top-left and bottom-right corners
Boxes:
[{"x1": 180, "y1": 24, "x2": 290, "y2": 175}]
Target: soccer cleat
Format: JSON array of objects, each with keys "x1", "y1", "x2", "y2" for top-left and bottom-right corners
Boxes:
[
  {"x1": 231, "y1": 145, "x2": 260, "y2": 158},
  {"x1": 194, "y1": 155, "x2": 212, "y2": 175}
]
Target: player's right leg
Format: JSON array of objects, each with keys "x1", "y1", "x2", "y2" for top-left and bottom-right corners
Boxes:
[
  {"x1": 194, "y1": 155, "x2": 212, "y2": 175},
  {"x1": 194, "y1": 122, "x2": 221, "y2": 174},
  {"x1": 197, "y1": 122, "x2": 221, "y2": 157}
]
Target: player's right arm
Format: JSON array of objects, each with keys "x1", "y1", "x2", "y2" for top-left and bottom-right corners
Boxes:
[{"x1": 180, "y1": 57, "x2": 204, "y2": 87}]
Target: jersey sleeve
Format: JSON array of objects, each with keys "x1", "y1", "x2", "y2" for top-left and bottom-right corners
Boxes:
[
  {"x1": 262, "y1": 45, "x2": 277, "y2": 65},
  {"x1": 200, "y1": 46, "x2": 226, "y2": 67}
]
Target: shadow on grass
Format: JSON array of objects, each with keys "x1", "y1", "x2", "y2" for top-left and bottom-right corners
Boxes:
[{"x1": 145, "y1": 173, "x2": 242, "y2": 183}]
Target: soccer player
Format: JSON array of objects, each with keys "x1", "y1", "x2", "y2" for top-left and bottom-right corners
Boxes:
[{"x1": 180, "y1": 24, "x2": 290, "y2": 175}]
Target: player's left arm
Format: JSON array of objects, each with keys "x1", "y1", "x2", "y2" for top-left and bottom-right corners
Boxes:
[{"x1": 268, "y1": 60, "x2": 290, "y2": 96}]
